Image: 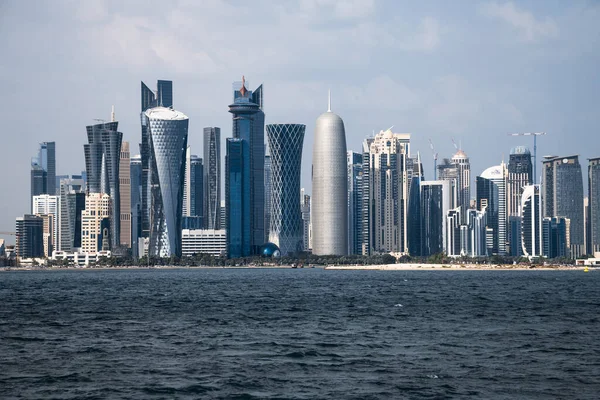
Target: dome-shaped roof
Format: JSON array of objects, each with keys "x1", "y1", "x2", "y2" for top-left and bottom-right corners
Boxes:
[
  {"x1": 260, "y1": 243, "x2": 281, "y2": 258},
  {"x1": 480, "y1": 165, "x2": 503, "y2": 179},
  {"x1": 452, "y1": 149, "x2": 468, "y2": 159}
]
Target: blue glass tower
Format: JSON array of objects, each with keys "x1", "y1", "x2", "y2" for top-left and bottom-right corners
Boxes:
[
  {"x1": 227, "y1": 77, "x2": 265, "y2": 256},
  {"x1": 226, "y1": 138, "x2": 249, "y2": 258}
]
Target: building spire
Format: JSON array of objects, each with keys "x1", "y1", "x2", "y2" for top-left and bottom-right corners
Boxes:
[
  {"x1": 240, "y1": 75, "x2": 247, "y2": 97},
  {"x1": 328, "y1": 89, "x2": 331, "y2": 112},
  {"x1": 111, "y1": 105, "x2": 115, "y2": 122}
]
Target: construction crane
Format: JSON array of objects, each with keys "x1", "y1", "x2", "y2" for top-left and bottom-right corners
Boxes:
[
  {"x1": 0, "y1": 232, "x2": 15, "y2": 235},
  {"x1": 428, "y1": 139, "x2": 438, "y2": 180},
  {"x1": 507, "y1": 132, "x2": 546, "y2": 184},
  {"x1": 451, "y1": 137, "x2": 458, "y2": 150}
]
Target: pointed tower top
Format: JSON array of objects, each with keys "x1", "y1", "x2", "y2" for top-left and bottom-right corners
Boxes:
[
  {"x1": 111, "y1": 105, "x2": 115, "y2": 122},
  {"x1": 328, "y1": 89, "x2": 331, "y2": 112},
  {"x1": 240, "y1": 75, "x2": 247, "y2": 97}
]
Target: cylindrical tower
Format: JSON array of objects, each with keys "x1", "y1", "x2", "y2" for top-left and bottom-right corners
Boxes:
[
  {"x1": 266, "y1": 124, "x2": 306, "y2": 256},
  {"x1": 312, "y1": 95, "x2": 348, "y2": 255},
  {"x1": 145, "y1": 107, "x2": 189, "y2": 257}
]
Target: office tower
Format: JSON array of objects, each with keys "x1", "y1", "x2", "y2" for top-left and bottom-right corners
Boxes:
[
  {"x1": 266, "y1": 123, "x2": 306, "y2": 256},
  {"x1": 420, "y1": 180, "x2": 452, "y2": 256},
  {"x1": 438, "y1": 150, "x2": 470, "y2": 220},
  {"x1": 59, "y1": 177, "x2": 85, "y2": 252},
  {"x1": 84, "y1": 119, "x2": 123, "y2": 250},
  {"x1": 183, "y1": 147, "x2": 204, "y2": 220},
  {"x1": 521, "y1": 185, "x2": 543, "y2": 258},
  {"x1": 360, "y1": 137, "x2": 374, "y2": 255},
  {"x1": 407, "y1": 175, "x2": 422, "y2": 256},
  {"x1": 145, "y1": 107, "x2": 189, "y2": 257},
  {"x1": 203, "y1": 127, "x2": 221, "y2": 229},
  {"x1": 227, "y1": 77, "x2": 265, "y2": 255},
  {"x1": 476, "y1": 163, "x2": 507, "y2": 255},
  {"x1": 347, "y1": 151, "x2": 363, "y2": 255},
  {"x1": 182, "y1": 229, "x2": 227, "y2": 257},
  {"x1": 465, "y1": 208, "x2": 488, "y2": 257},
  {"x1": 584, "y1": 197, "x2": 589, "y2": 256},
  {"x1": 15, "y1": 215, "x2": 44, "y2": 259},
  {"x1": 226, "y1": 138, "x2": 247, "y2": 257},
  {"x1": 301, "y1": 193, "x2": 311, "y2": 251},
  {"x1": 81, "y1": 193, "x2": 111, "y2": 254},
  {"x1": 589, "y1": 157, "x2": 600, "y2": 254},
  {"x1": 119, "y1": 141, "x2": 131, "y2": 248},
  {"x1": 264, "y1": 151, "x2": 272, "y2": 242},
  {"x1": 312, "y1": 93, "x2": 348, "y2": 256},
  {"x1": 542, "y1": 155, "x2": 585, "y2": 257},
  {"x1": 509, "y1": 216, "x2": 523, "y2": 257},
  {"x1": 141, "y1": 80, "x2": 173, "y2": 239},
  {"x1": 37, "y1": 214, "x2": 54, "y2": 257},
  {"x1": 366, "y1": 129, "x2": 411, "y2": 254},
  {"x1": 30, "y1": 142, "x2": 56, "y2": 209},
  {"x1": 130, "y1": 155, "x2": 142, "y2": 257},
  {"x1": 543, "y1": 217, "x2": 569, "y2": 259},
  {"x1": 507, "y1": 146, "x2": 532, "y2": 217},
  {"x1": 32, "y1": 195, "x2": 59, "y2": 254},
  {"x1": 220, "y1": 200, "x2": 226, "y2": 231},
  {"x1": 446, "y1": 208, "x2": 462, "y2": 257}
]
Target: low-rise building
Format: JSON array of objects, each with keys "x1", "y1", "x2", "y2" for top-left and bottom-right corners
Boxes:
[{"x1": 182, "y1": 229, "x2": 226, "y2": 257}]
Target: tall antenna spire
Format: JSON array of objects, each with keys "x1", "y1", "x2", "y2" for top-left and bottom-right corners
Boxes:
[
  {"x1": 111, "y1": 105, "x2": 115, "y2": 122},
  {"x1": 328, "y1": 89, "x2": 331, "y2": 112}
]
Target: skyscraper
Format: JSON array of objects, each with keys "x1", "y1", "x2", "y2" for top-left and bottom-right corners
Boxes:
[
  {"x1": 15, "y1": 215, "x2": 44, "y2": 259},
  {"x1": 203, "y1": 127, "x2": 221, "y2": 229},
  {"x1": 119, "y1": 141, "x2": 131, "y2": 248},
  {"x1": 542, "y1": 217, "x2": 569, "y2": 259},
  {"x1": 301, "y1": 193, "x2": 311, "y2": 252},
  {"x1": 140, "y1": 80, "x2": 173, "y2": 240},
  {"x1": 227, "y1": 77, "x2": 265, "y2": 255},
  {"x1": 225, "y1": 138, "x2": 247, "y2": 258},
  {"x1": 521, "y1": 185, "x2": 543, "y2": 258},
  {"x1": 588, "y1": 157, "x2": 600, "y2": 254},
  {"x1": 81, "y1": 193, "x2": 111, "y2": 254},
  {"x1": 32, "y1": 194, "x2": 59, "y2": 254},
  {"x1": 312, "y1": 93, "x2": 348, "y2": 256},
  {"x1": 366, "y1": 129, "x2": 412, "y2": 254},
  {"x1": 84, "y1": 120, "x2": 123, "y2": 250},
  {"x1": 347, "y1": 151, "x2": 363, "y2": 255},
  {"x1": 360, "y1": 137, "x2": 374, "y2": 255},
  {"x1": 507, "y1": 146, "x2": 532, "y2": 217},
  {"x1": 420, "y1": 180, "x2": 453, "y2": 257},
  {"x1": 183, "y1": 147, "x2": 204, "y2": 221},
  {"x1": 542, "y1": 155, "x2": 585, "y2": 257},
  {"x1": 59, "y1": 177, "x2": 85, "y2": 252},
  {"x1": 30, "y1": 142, "x2": 56, "y2": 209},
  {"x1": 266, "y1": 123, "x2": 306, "y2": 256},
  {"x1": 476, "y1": 163, "x2": 507, "y2": 255},
  {"x1": 145, "y1": 107, "x2": 189, "y2": 257},
  {"x1": 264, "y1": 151, "x2": 272, "y2": 243},
  {"x1": 130, "y1": 155, "x2": 142, "y2": 258}
]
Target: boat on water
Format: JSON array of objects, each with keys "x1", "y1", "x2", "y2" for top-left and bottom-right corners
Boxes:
[{"x1": 584, "y1": 266, "x2": 589, "y2": 272}]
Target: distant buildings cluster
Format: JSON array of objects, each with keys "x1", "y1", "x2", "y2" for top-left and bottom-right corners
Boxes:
[{"x1": 7, "y1": 77, "x2": 600, "y2": 266}]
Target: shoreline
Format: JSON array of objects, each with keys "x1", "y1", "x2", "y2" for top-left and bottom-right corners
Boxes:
[{"x1": 0, "y1": 264, "x2": 593, "y2": 272}]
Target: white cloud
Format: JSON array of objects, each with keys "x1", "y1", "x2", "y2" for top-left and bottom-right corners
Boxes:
[
  {"x1": 398, "y1": 17, "x2": 440, "y2": 52},
  {"x1": 481, "y1": 1, "x2": 558, "y2": 42}
]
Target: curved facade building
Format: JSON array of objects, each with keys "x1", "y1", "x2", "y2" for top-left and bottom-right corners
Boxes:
[
  {"x1": 145, "y1": 107, "x2": 189, "y2": 257},
  {"x1": 266, "y1": 124, "x2": 306, "y2": 255},
  {"x1": 312, "y1": 97, "x2": 348, "y2": 255}
]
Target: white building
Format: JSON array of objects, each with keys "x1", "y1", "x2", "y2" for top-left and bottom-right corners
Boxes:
[
  {"x1": 521, "y1": 185, "x2": 543, "y2": 258},
  {"x1": 81, "y1": 193, "x2": 111, "y2": 254},
  {"x1": 182, "y1": 229, "x2": 227, "y2": 257},
  {"x1": 33, "y1": 194, "x2": 59, "y2": 254}
]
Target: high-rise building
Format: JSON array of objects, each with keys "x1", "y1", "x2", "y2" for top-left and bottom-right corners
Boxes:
[
  {"x1": 84, "y1": 120, "x2": 123, "y2": 250},
  {"x1": 140, "y1": 80, "x2": 173, "y2": 240},
  {"x1": 509, "y1": 216, "x2": 523, "y2": 257},
  {"x1": 588, "y1": 157, "x2": 600, "y2": 254},
  {"x1": 30, "y1": 142, "x2": 56, "y2": 209},
  {"x1": 312, "y1": 93, "x2": 348, "y2": 256},
  {"x1": 81, "y1": 193, "x2": 111, "y2": 254},
  {"x1": 507, "y1": 146, "x2": 532, "y2": 217},
  {"x1": 465, "y1": 208, "x2": 488, "y2": 257},
  {"x1": 360, "y1": 137, "x2": 374, "y2": 255},
  {"x1": 119, "y1": 141, "x2": 131, "y2": 249},
  {"x1": 32, "y1": 194, "x2": 59, "y2": 254},
  {"x1": 419, "y1": 180, "x2": 453, "y2": 257},
  {"x1": 266, "y1": 123, "x2": 306, "y2": 256},
  {"x1": 264, "y1": 151, "x2": 272, "y2": 243},
  {"x1": 225, "y1": 138, "x2": 247, "y2": 258},
  {"x1": 227, "y1": 77, "x2": 265, "y2": 255},
  {"x1": 542, "y1": 155, "x2": 585, "y2": 257},
  {"x1": 220, "y1": 200, "x2": 226, "y2": 232},
  {"x1": 476, "y1": 163, "x2": 507, "y2": 255},
  {"x1": 145, "y1": 107, "x2": 189, "y2": 257},
  {"x1": 542, "y1": 216, "x2": 569, "y2": 259},
  {"x1": 183, "y1": 147, "x2": 204, "y2": 221},
  {"x1": 438, "y1": 150, "x2": 470, "y2": 221},
  {"x1": 203, "y1": 127, "x2": 221, "y2": 229},
  {"x1": 15, "y1": 215, "x2": 44, "y2": 259},
  {"x1": 521, "y1": 185, "x2": 543, "y2": 258},
  {"x1": 38, "y1": 214, "x2": 54, "y2": 257},
  {"x1": 58, "y1": 177, "x2": 85, "y2": 252},
  {"x1": 130, "y1": 155, "x2": 142, "y2": 257},
  {"x1": 301, "y1": 192, "x2": 311, "y2": 252},
  {"x1": 446, "y1": 208, "x2": 462, "y2": 257},
  {"x1": 366, "y1": 129, "x2": 412, "y2": 254},
  {"x1": 347, "y1": 151, "x2": 363, "y2": 255}
]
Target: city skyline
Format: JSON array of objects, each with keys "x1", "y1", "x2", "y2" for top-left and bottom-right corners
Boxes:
[{"x1": 1, "y1": 1, "x2": 600, "y2": 240}]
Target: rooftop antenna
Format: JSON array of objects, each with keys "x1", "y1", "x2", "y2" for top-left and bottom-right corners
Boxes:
[
  {"x1": 328, "y1": 89, "x2": 331, "y2": 112},
  {"x1": 111, "y1": 105, "x2": 115, "y2": 122}
]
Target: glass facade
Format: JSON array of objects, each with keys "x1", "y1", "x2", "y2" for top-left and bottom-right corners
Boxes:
[
  {"x1": 203, "y1": 127, "x2": 221, "y2": 229},
  {"x1": 15, "y1": 215, "x2": 44, "y2": 258},
  {"x1": 266, "y1": 124, "x2": 306, "y2": 256},
  {"x1": 521, "y1": 185, "x2": 542, "y2": 257},
  {"x1": 84, "y1": 121, "x2": 123, "y2": 250},
  {"x1": 226, "y1": 138, "x2": 249, "y2": 258},
  {"x1": 30, "y1": 142, "x2": 56, "y2": 209},
  {"x1": 59, "y1": 177, "x2": 85, "y2": 252},
  {"x1": 420, "y1": 181, "x2": 451, "y2": 257},
  {"x1": 145, "y1": 107, "x2": 189, "y2": 257},
  {"x1": 347, "y1": 151, "x2": 363, "y2": 255},
  {"x1": 588, "y1": 158, "x2": 600, "y2": 254},
  {"x1": 130, "y1": 155, "x2": 142, "y2": 258}
]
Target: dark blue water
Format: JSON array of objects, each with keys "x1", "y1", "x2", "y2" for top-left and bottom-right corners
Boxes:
[{"x1": 1, "y1": 269, "x2": 599, "y2": 399}]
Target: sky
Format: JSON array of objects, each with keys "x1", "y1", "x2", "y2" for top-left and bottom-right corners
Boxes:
[{"x1": 1, "y1": 0, "x2": 599, "y2": 243}]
